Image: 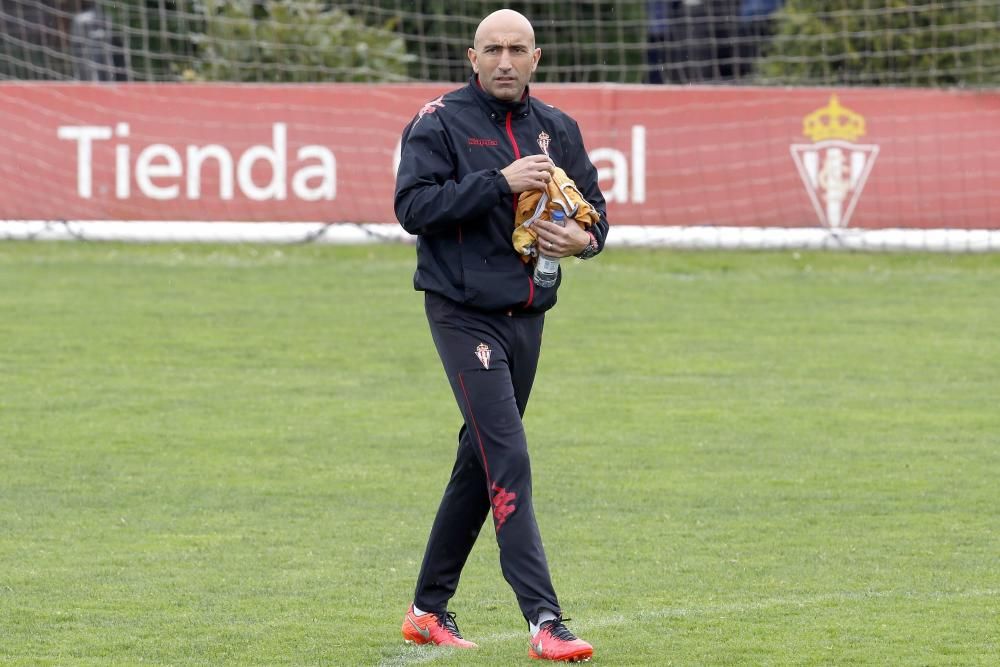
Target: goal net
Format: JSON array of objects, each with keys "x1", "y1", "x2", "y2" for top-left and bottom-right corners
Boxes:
[
  {"x1": 1, "y1": 1, "x2": 999, "y2": 250},
  {"x1": 3, "y1": 0, "x2": 997, "y2": 86}
]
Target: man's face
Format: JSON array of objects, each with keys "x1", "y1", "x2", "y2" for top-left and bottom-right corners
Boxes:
[{"x1": 468, "y1": 28, "x2": 540, "y2": 102}]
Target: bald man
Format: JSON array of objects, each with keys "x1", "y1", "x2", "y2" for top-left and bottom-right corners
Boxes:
[{"x1": 395, "y1": 9, "x2": 607, "y2": 662}]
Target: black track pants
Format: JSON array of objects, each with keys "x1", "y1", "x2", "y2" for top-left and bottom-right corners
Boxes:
[{"x1": 412, "y1": 291, "x2": 560, "y2": 623}]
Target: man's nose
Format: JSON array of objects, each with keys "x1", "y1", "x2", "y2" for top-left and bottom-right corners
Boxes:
[{"x1": 498, "y1": 50, "x2": 512, "y2": 69}]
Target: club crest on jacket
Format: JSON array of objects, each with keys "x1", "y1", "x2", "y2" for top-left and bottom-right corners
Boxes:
[{"x1": 537, "y1": 131, "x2": 550, "y2": 156}]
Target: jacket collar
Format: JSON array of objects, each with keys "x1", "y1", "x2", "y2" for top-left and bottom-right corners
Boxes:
[{"x1": 469, "y1": 75, "x2": 531, "y2": 123}]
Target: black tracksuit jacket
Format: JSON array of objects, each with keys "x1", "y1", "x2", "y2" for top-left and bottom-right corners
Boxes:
[{"x1": 394, "y1": 76, "x2": 609, "y2": 314}]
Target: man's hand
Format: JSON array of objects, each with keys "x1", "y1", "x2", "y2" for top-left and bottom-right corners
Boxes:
[
  {"x1": 533, "y1": 217, "x2": 591, "y2": 258},
  {"x1": 501, "y1": 155, "x2": 555, "y2": 193}
]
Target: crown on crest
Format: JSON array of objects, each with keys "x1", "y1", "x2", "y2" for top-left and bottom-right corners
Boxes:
[{"x1": 802, "y1": 95, "x2": 865, "y2": 142}]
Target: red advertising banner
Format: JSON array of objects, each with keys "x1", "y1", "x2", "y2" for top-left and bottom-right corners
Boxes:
[{"x1": 1, "y1": 83, "x2": 998, "y2": 229}]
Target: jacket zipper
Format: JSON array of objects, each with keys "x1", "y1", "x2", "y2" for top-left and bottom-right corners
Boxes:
[
  {"x1": 503, "y1": 111, "x2": 535, "y2": 309},
  {"x1": 504, "y1": 112, "x2": 521, "y2": 160},
  {"x1": 503, "y1": 111, "x2": 521, "y2": 213}
]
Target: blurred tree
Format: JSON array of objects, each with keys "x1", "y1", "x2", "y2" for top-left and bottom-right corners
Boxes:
[
  {"x1": 355, "y1": 1, "x2": 648, "y2": 83},
  {"x1": 188, "y1": 0, "x2": 412, "y2": 82},
  {"x1": 758, "y1": 0, "x2": 1000, "y2": 86}
]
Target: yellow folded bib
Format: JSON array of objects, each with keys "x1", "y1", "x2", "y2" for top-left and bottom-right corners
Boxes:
[{"x1": 512, "y1": 166, "x2": 600, "y2": 261}]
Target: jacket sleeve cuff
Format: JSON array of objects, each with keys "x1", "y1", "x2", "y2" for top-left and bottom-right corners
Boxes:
[{"x1": 491, "y1": 169, "x2": 513, "y2": 198}]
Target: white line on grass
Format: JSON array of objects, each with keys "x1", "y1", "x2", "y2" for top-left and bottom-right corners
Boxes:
[{"x1": 377, "y1": 588, "x2": 999, "y2": 666}]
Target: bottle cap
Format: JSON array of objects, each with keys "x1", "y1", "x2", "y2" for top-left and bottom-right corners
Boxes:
[{"x1": 551, "y1": 210, "x2": 565, "y2": 220}]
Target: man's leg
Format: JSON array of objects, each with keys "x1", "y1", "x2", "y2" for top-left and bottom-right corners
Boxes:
[
  {"x1": 458, "y1": 361, "x2": 559, "y2": 621},
  {"x1": 493, "y1": 311, "x2": 562, "y2": 624},
  {"x1": 421, "y1": 294, "x2": 559, "y2": 622},
  {"x1": 411, "y1": 293, "x2": 495, "y2": 614},
  {"x1": 412, "y1": 424, "x2": 491, "y2": 612}
]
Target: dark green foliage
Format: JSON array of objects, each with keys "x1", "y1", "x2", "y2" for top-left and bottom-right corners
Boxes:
[
  {"x1": 3, "y1": 0, "x2": 994, "y2": 86},
  {"x1": 353, "y1": 1, "x2": 648, "y2": 83},
  {"x1": 94, "y1": 0, "x2": 411, "y2": 81},
  {"x1": 758, "y1": 0, "x2": 1000, "y2": 86},
  {"x1": 189, "y1": 0, "x2": 412, "y2": 82}
]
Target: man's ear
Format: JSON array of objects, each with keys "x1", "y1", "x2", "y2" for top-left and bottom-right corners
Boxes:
[
  {"x1": 531, "y1": 47, "x2": 541, "y2": 72},
  {"x1": 468, "y1": 47, "x2": 479, "y2": 73}
]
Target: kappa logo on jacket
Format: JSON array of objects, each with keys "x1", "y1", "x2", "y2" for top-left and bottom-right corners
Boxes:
[
  {"x1": 468, "y1": 137, "x2": 499, "y2": 147},
  {"x1": 415, "y1": 96, "x2": 445, "y2": 124}
]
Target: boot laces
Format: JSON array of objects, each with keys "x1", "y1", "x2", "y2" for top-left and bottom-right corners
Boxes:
[
  {"x1": 436, "y1": 611, "x2": 465, "y2": 639},
  {"x1": 541, "y1": 617, "x2": 578, "y2": 642}
]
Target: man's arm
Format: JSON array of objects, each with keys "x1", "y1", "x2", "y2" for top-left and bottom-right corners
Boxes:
[
  {"x1": 565, "y1": 119, "x2": 609, "y2": 257},
  {"x1": 525, "y1": 118, "x2": 609, "y2": 259},
  {"x1": 394, "y1": 116, "x2": 511, "y2": 236}
]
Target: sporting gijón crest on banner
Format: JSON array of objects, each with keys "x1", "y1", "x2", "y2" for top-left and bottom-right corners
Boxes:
[{"x1": 790, "y1": 95, "x2": 879, "y2": 229}]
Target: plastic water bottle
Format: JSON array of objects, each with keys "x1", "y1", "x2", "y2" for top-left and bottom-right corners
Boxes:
[{"x1": 533, "y1": 209, "x2": 566, "y2": 288}]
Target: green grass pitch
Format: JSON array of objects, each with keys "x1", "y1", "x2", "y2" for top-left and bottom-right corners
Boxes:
[{"x1": 1, "y1": 242, "x2": 998, "y2": 665}]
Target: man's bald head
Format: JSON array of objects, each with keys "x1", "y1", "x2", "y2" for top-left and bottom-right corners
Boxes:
[
  {"x1": 474, "y1": 9, "x2": 535, "y2": 50},
  {"x1": 468, "y1": 9, "x2": 541, "y2": 102}
]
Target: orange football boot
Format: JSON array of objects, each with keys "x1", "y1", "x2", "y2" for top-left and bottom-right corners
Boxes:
[
  {"x1": 401, "y1": 604, "x2": 478, "y2": 648},
  {"x1": 528, "y1": 618, "x2": 593, "y2": 662}
]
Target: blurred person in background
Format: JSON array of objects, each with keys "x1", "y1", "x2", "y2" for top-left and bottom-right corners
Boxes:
[{"x1": 647, "y1": 0, "x2": 764, "y2": 82}]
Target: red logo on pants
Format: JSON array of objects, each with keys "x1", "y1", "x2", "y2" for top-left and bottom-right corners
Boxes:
[{"x1": 491, "y1": 483, "x2": 517, "y2": 532}]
